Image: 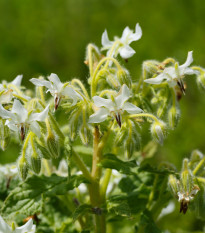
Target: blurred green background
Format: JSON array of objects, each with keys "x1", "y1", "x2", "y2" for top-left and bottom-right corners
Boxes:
[{"x1": 0, "y1": 0, "x2": 205, "y2": 231}]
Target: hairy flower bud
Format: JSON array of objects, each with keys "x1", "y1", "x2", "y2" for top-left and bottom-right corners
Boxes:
[
  {"x1": 151, "y1": 121, "x2": 166, "y2": 145},
  {"x1": 169, "y1": 175, "x2": 179, "y2": 196},
  {"x1": 168, "y1": 106, "x2": 180, "y2": 129},
  {"x1": 79, "y1": 124, "x2": 90, "y2": 145},
  {"x1": 197, "y1": 73, "x2": 205, "y2": 89},
  {"x1": 30, "y1": 152, "x2": 41, "y2": 174},
  {"x1": 0, "y1": 120, "x2": 10, "y2": 151},
  {"x1": 190, "y1": 150, "x2": 203, "y2": 163},
  {"x1": 117, "y1": 69, "x2": 131, "y2": 87},
  {"x1": 18, "y1": 156, "x2": 28, "y2": 180},
  {"x1": 143, "y1": 60, "x2": 161, "y2": 74},
  {"x1": 47, "y1": 133, "x2": 60, "y2": 159}
]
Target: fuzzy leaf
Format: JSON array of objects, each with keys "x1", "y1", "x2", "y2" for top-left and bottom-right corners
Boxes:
[
  {"x1": 1, "y1": 174, "x2": 88, "y2": 218},
  {"x1": 72, "y1": 204, "x2": 92, "y2": 222},
  {"x1": 99, "y1": 153, "x2": 137, "y2": 174}
]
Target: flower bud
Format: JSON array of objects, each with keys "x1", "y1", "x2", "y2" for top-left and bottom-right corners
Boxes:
[
  {"x1": 30, "y1": 152, "x2": 41, "y2": 174},
  {"x1": 18, "y1": 156, "x2": 28, "y2": 180},
  {"x1": 169, "y1": 175, "x2": 179, "y2": 196},
  {"x1": 197, "y1": 73, "x2": 205, "y2": 89},
  {"x1": 181, "y1": 158, "x2": 192, "y2": 193},
  {"x1": 124, "y1": 139, "x2": 134, "y2": 159},
  {"x1": 168, "y1": 106, "x2": 180, "y2": 129},
  {"x1": 117, "y1": 69, "x2": 131, "y2": 87},
  {"x1": 190, "y1": 150, "x2": 203, "y2": 163},
  {"x1": 0, "y1": 120, "x2": 10, "y2": 151},
  {"x1": 79, "y1": 124, "x2": 90, "y2": 145},
  {"x1": 115, "y1": 128, "x2": 127, "y2": 146},
  {"x1": 106, "y1": 72, "x2": 120, "y2": 89},
  {"x1": 47, "y1": 133, "x2": 60, "y2": 159},
  {"x1": 143, "y1": 60, "x2": 161, "y2": 74},
  {"x1": 151, "y1": 121, "x2": 166, "y2": 145}
]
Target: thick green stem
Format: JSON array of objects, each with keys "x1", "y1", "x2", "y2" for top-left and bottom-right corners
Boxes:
[{"x1": 100, "y1": 169, "x2": 112, "y2": 202}]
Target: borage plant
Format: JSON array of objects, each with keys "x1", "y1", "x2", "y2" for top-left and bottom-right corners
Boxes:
[{"x1": 0, "y1": 23, "x2": 205, "y2": 233}]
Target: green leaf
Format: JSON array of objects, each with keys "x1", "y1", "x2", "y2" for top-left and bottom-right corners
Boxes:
[
  {"x1": 138, "y1": 163, "x2": 177, "y2": 176},
  {"x1": 139, "y1": 210, "x2": 162, "y2": 233},
  {"x1": 99, "y1": 153, "x2": 137, "y2": 174},
  {"x1": 1, "y1": 174, "x2": 88, "y2": 219},
  {"x1": 72, "y1": 204, "x2": 92, "y2": 222},
  {"x1": 107, "y1": 185, "x2": 149, "y2": 217}
]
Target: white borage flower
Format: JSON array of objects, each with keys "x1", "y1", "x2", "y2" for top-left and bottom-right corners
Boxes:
[
  {"x1": 0, "y1": 99, "x2": 49, "y2": 140},
  {"x1": 101, "y1": 23, "x2": 142, "y2": 60},
  {"x1": 144, "y1": 51, "x2": 199, "y2": 94},
  {"x1": 0, "y1": 75, "x2": 30, "y2": 104},
  {"x1": 30, "y1": 73, "x2": 83, "y2": 110},
  {"x1": 0, "y1": 163, "x2": 18, "y2": 177},
  {"x1": 89, "y1": 84, "x2": 143, "y2": 127},
  {"x1": 177, "y1": 185, "x2": 200, "y2": 214},
  {"x1": 0, "y1": 216, "x2": 36, "y2": 233}
]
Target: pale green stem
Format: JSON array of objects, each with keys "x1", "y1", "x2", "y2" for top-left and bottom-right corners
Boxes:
[
  {"x1": 22, "y1": 132, "x2": 32, "y2": 159},
  {"x1": 129, "y1": 113, "x2": 159, "y2": 123},
  {"x1": 103, "y1": 40, "x2": 121, "y2": 69},
  {"x1": 91, "y1": 56, "x2": 122, "y2": 96},
  {"x1": 71, "y1": 79, "x2": 90, "y2": 100},
  {"x1": 12, "y1": 93, "x2": 28, "y2": 103},
  {"x1": 191, "y1": 66, "x2": 204, "y2": 73},
  {"x1": 39, "y1": 86, "x2": 46, "y2": 104},
  {"x1": 43, "y1": 159, "x2": 52, "y2": 176},
  {"x1": 100, "y1": 169, "x2": 112, "y2": 202},
  {"x1": 72, "y1": 150, "x2": 93, "y2": 182},
  {"x1": 193, "y1": 156, "x2": 205, "y2": 176}
]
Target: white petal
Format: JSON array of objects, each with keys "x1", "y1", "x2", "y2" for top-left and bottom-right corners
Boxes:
[
  {"x1": 14, "y1": 219, "x2": 34, "y2": 233},
  {"x1": 0, "y1": 216, "x2": 11, "y2": 232},
  {"x1": 144, "y1": 73, "x2": 168, "y2": 84},
  {"x1": 101, "y1": 30, "x2": 113, "y2": 48},
  {"x1": 29, "y1": 122, "x2": 41, "y2": 138},
  {"x1": 62, "y1": 86, "x2": 83, "y2": 104},
  {"x1": 30, "y1": 78, "x2": 53, "y2": 90},
  {"x1": 5, "y1": 120, "x2": 18, "y2": 132},
  {"x1": 123, "y1": 102, "x2": 143, "y2": 114},
  {"x1": 0, "y1": 91, "x2": 13, "y2": 104},
  {"x1": 134, "y1": 23, "x2": 142, "y2": 41},
  {"x1": 121, "y1": 26, "x2": 131, "y2": 42},
  {"x1": 0, "y1": 104, "x2": 14, "y2": 119},
  {"x1": 119, "y1": 45, "x2": 135, "y2": 59},
  {"x1": 89, "y1": 108, "x2": 109, "y2": 123},
  {"x1": 11, "y1": 75, "x2": 23, "y2": 87},
  {"x1": 183, "y1": 68, "x2": 198, "y2": 75},
  {"x1": 28, "y1": 105, "x2": 49, "y2": 122},
  {"x1": 12, "y1": 100, "x2": 28, "y2": 123},
  {"x1": 115, "y1": 84, "x2": 130, "y2": 108},
  {"x1": 180, "y1": 51, "x2": 193, "y2": 68},
  {"x1": 92, "y1": 96, "x2": 113, "y2": 109},
  {"x1": 48, "y1": 73, "x2": 63, "y2": 92}
]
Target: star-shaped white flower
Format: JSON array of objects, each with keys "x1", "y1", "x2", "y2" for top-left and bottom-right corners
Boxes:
[
  {"x1": 0, "y1": 163, "x2": 18, "y2": 177},
  {"x1": 0, "y1": 216, "x2": 36, "y2": 233},
  {"x1": 0, "y1": 75, "x2": 29, "y2": 104},
  {"x1": 144, "y1": 51, "x2": 198, "y2": 94},
  {"x1": 0, "y1": 99, "x2": 49, "y2": 140},
  {"x1": 101, "y1": 23, "x2": 142, "y2": 59},
  {"x1": 89, "y1": 84, "x2": 143, "y2": 126},
  {"x1": 30, "y1": 73, "x2": 83, "y2": 110}
]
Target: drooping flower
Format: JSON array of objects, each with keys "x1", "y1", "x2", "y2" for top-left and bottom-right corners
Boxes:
[
  {"x1": 0, "y1": 215, "x2": 36, "y2": 233},
  {"x1": 0, "y1": 75, "x2": 29, "y2": 104},
  {"x1": 144, "y1": 51, "x2": 198, "y2": 94},
  {"x1": 89, "y1": 84, "x2": 143, "y2": 126},
  {"x1": 177, "y1": 185, "x2": 200, "y2": 214},
  {"x1": 0, "y1": 163, "x2": 18, "y2": 177},
  {"x1": 0, "y1": 99, "x2": 49, "y2": 140},
  {"x1": 101, "y1": 23, "x2": 142, "y2": 59},
  {"x1": 30, "y1": 73, "x2": 83, "y2": 110}
]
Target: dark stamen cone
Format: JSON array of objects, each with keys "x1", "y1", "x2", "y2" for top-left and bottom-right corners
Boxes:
[{"x1": 115, "y1": 113, "x2": 121, "y2": 127}]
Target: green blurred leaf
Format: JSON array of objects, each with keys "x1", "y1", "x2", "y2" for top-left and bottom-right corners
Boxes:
[
  {"x1": 107, "y1": 184, "x2": 149, "y2": 217},
  {"x1": 138, "y1": 210, "x2": 162, "y2": 233},
  {"x1": 1, "y1": 174, "x2": 88, "y2": 218},
  {"x1": 99, "y1": 153, "x2": 137, "y2": 174},
  {"x1": 72, "y1": 204, "x2": 92, "y2": 222}
]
